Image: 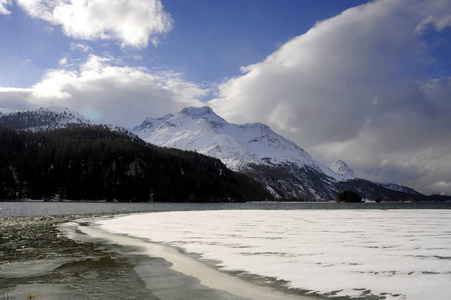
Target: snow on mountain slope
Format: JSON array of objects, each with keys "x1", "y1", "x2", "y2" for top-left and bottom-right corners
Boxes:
[
  {"x1": 133, "y1": 106, "x2": 354, "y2": 182},
  {"x1": 135, "y1": 109, "x2": 255, "y2": 170},
  {"x1": 329, "y1": 160, "x2": 357, "y2": 181},
  {"x1": 132, "y1": 114, "x2": 174, "y2": 136},
  {"x1": 378, "y1": 183, "x2": 422, "y2": 195},
  {"x1": 0, "y1": 106, "x2": 94, "y2": 131},
  {"x1": 133, "y1": 106, "x2": 422, "y2": 200}
]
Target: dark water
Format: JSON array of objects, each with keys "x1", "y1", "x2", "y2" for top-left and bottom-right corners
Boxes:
[{"x1": 1, "y1": 201, "x2": 451, "y2": 217}]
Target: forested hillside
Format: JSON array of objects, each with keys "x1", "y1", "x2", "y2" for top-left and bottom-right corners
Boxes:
[{"x1": 0, "y1": 126, "x2": 272, "y2": 202}]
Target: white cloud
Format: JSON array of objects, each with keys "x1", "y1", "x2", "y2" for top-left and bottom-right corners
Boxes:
[
  {"x1": 15, "y1": 0, "x2": 173, "y2": 48},
  {"x1": 209, "y1": 0, "x2": 451, "y2": 194},
  {"x1": 0, "y1": 55, "x2": 207, "y2": 128},
  {"x1": 70, "y1": 43, "x2": 92, "y2": 53},
  {"x1": 416, "y1": 14, "x2": 451, "y2": 33},
  {"x1": 0, "y1": 0, "x2": 11, "y2": 15}
]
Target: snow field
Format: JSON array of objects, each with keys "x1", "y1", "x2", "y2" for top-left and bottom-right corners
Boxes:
[{"x1": 94, "y1": 209, "x2": 451, "y2": 299}]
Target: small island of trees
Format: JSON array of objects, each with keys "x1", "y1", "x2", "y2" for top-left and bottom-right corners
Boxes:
[{"x1": 336, "y1": 190, "x2": 363, "y2": 203}]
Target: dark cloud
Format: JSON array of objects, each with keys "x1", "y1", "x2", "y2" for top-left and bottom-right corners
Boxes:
[{"x1": 210, "y1": 0, "x2": 451, "y2": 194}]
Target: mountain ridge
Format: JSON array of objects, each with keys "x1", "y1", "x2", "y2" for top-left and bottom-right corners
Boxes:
[
  {"x1": 0, "y1": 105, "x2": 427, "y2": 201},
  {"x1": 134, "y1": 106, "x2": 342, "y2": 177},
  {"x1": 0, "y1": 106, "x2": 132, "y2": 136},
  {"x1": 132, "y1": 106, "x2": 423, "y2": 200},
  {"x1": 0, "y1": 107, "x2": 94, "y2": 131}
]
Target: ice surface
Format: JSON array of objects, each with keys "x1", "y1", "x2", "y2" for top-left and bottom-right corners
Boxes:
[{"x1": 94, "y1": 210, "x2": 451, "y2": 299}]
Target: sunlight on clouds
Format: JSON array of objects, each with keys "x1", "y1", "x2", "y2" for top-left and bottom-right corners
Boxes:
[
  {"x1": 32, "y1": 69, "x2": 75, "y2": 99},
  {"x1": 267, "y1": 101, "x2": 298, "y2": 133},
  {"x1": 15, "y1": 0, "x2": 173, "y2": 48},
  {"x1": 0, "y1": 0, "x2": 11, "y2": 15},
  {"x1": 59, "y1": 57, "x2": 68, "y2": 66},
  {"x1": 9, "y1": 55, "x2": 206, "y2": 128},
  {"x1": 209, "y1": 0, "x2": 451, "y2": 194},
  {"x1": 15, "y1": 0, "x2": 57, "y2": 21}
]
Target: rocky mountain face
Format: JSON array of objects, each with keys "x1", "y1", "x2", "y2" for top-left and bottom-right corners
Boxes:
[{"x1": 133, "y1": 106, "x2": 424, "y2": 201}]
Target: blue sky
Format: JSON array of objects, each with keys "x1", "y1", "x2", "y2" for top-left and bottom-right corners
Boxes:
[
  {"x1": 0, "y1": 0, "x2": 450, "y2": 195},
  {"x1": 0, "y1": 0, "x2": 371, "y2": 88}
]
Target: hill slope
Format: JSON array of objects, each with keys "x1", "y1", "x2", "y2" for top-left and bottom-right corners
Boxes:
[{"x1": 0, "y1": 126, "x2": 272, "y2": 202}]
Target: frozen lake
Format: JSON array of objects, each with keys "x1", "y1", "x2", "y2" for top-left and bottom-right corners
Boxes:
[{"x1": 90, "y1": 209, "x2": 451, "y2": 300}]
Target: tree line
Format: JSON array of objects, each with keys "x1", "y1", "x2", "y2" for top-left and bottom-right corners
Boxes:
[{"x1": 0, "y1": 126, "x2": 273, "y2": 202}]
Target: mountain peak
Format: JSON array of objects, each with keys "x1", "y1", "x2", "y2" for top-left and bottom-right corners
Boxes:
[
  {"x1": 132, "y1": 107, "x2": 422, "y2": 200},
  {"x1": 180, "y1": 106, "x2": 214, "y2": 117},
  {"x1": 179, "y1": 106, "x2": 227, "y2": 128},
  {"x1": 330, "y1": 160, "x2": 357, "y2": 180}
]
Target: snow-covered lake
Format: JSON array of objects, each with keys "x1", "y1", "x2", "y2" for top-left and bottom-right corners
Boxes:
[{"x1": 91, "y1": 209, "x2": 451, "y2": 299}]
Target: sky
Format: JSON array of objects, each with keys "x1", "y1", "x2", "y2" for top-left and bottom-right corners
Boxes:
[{"x1": 0, "y1": 0, "x2": 450, "y2": 195}]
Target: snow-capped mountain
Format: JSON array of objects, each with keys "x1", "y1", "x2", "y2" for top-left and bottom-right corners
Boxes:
[
  {"x1": 133, "y1": 106, "x2": 425, "y2": 201},
  {"x1": 329, "y1": 160, "x2": 357, "y2": 181},
  {"x1": 0, "y1": 105, "x2": 424, "y2": 201},
  {"x1": 0, "y1": 107, "x2": 94, "y2": 131},
  {"x1": 134, "y1": 107, "x2": 345, "y2": 177},
  {"x1": 0, "y1": 106, "x2": 130, "y2": 135},
  {"x1": 377, "y1": 183, "x2": 422, "y2": 195},
  {"x1": 133, "y1": 106, "x2": 360, "y2": 199}
]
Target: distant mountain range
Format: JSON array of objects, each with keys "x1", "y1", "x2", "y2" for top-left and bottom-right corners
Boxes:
[{"x1": 0, "y1": 106, "x2": 440, "y2": 201}]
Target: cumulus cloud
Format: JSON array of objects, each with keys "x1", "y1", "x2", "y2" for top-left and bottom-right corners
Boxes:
[
  {"x1": 0, "y1": 55, "x2": 207, "y2": 127},
  {"x1": 15, "y1": 0, "x2": 173, "y2": 47},
  {"x1": 0, "y1": 0, "x2": 11, "y2": 15},
  {"x1": 209, "y1": 0, "x2": 451, "y2": 194}
]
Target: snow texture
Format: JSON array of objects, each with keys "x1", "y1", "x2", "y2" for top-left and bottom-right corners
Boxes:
[
  {"x1": 96, "y1": 209, "x2": 451, "y2": 300},
  {"x1": 133, "y1": 106, "x2": 354, "y2": 181},
  {"x1": 377, "y1": 182, "x2": 422, "y2": 195},
  {"x1": 329, "y1": 160, "x2": 357, "y2": 181},
  {"x1": 0, "y1": 106, "x2": 94, "y2": 132},
  {"x1": 0, "y1": 106, "x2": 132, "y2": 134}
]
